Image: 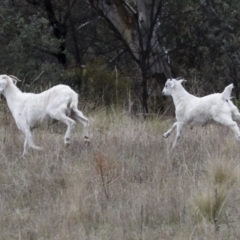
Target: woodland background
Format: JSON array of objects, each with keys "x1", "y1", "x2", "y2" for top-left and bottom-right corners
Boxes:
[{"x1": 1, "y1": 0, "x2": 240, "y2": 113}]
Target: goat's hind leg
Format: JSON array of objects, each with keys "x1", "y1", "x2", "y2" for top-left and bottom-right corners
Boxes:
[
  {"x1": 163, "y1": 122, "x2": 177, "y2": 138},
  {"x1": 50, "y1": 111, "x2": 76, "y2": 147},
  {"x1": 214, "y1": 115, "x2": 240, "y2": 141},
  {"x1": 71, "y1": 109, "x2": 90, "y2": 143}
]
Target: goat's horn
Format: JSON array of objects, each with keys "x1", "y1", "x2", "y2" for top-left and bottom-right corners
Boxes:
[
  {"x1": 8, "y1": 75, "x2": 21, "y2": 82},
  {"x1": 176, "y1": 77, "x2": 183, "y2": 80}
]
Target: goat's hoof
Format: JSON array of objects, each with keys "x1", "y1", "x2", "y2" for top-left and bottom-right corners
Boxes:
[
  {"x1": 64, "y1": 138, "x2": 71, "y2": 147},
  {"x1": 84, "y1": 136, "x2": 90, "y2": 145},
  {"x1": 163, "y1": 133, "x2": 169, "y2": 138}
]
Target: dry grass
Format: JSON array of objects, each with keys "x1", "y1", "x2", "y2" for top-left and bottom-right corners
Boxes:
[{"x1": 0, "y1": 107, "x2": 240, "y2": 239}]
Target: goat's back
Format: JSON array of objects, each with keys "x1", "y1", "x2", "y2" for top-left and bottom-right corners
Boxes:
[
  {"x1": 19, "y1": 85, "x2": 78, "y2": 127},
  {"x1": 176, "y1": 93, "x2": 232, "y2": 124}
]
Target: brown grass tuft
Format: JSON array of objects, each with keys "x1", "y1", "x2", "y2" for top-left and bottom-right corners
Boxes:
[{"x1": 206, "y1": 157, "x2": 239, "y2": 186}]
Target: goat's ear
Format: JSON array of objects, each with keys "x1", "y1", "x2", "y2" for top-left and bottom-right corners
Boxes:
[{"x1": 0, "y1": 79, "x2": 7, "y2": 92}]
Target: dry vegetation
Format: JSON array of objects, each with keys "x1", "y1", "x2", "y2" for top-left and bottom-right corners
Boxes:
[{"x1": 0, "y1": 105, "x2": 240, "y2": 239}]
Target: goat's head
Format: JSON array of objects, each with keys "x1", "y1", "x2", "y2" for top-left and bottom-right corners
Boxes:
[
  {"x1": 0, "y1": 75, "x2": 21, "y2": 94},
  {"x1": 0, "y1": 75, "x2": 9, "y2": 93},
  {"x1": 162, "y1": 78, "x2": 187, "y2": 96}
]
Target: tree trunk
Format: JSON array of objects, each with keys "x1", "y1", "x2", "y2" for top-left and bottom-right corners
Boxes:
[
  {"x1": 26, "y1": 0, "x2": 69, "y2": 67},
  {"x1": 88, "y1": 0, "x2": 172, "y2": 113},
  {"x1": 43, "y1": 0, "x2": 67, "y2": 66}
]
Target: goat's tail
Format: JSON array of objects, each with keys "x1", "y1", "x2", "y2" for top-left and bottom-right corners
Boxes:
[
  {"x1": 69, "y1": 93, "x2": 79, "y2": 110},
  {"x1": 221, "y1": 83, "x2": 234, "y2": 101},
  {"x1": 221, "y1": 84, "x2": 240, "y2": 121}
]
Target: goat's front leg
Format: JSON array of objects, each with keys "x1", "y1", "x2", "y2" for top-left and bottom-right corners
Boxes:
[
  {"x1": 171, "y1": 122, "x2": 185, "y2": 150},
  {"x1": 21, "y1": 127, "x2": 42, "y2": 157},
  {"x1": 163, "y1": 122, "x2": 177, "y2": 138}
]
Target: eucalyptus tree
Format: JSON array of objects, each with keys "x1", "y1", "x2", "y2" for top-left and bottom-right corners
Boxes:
[{"x1": 87, "y1": 0, "x2": 172, "y2": 113}]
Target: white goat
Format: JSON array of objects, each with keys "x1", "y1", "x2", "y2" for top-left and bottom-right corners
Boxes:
[
  {"x1": 162, "y1": 78, "x2": 240, "y2": 149},
  {"x1": 0, "y1": 74, "x2": 89, "y2": 156}
]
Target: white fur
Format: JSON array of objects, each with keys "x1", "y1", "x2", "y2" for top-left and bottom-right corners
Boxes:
[
  {"x1": 0, "y1": 74, "x2": 89, "y2": 156},
  {"x1": 162, "y1": 78, "x2": 240, "y2": 149}
]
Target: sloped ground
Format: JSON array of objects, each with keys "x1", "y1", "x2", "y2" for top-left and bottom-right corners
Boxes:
[{"x1": 0, "y1": 107, "x2": 239, "y2": 239}]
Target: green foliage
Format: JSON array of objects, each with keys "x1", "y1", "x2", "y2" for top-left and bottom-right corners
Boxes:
[
  {"x1": 2, "y1": 0, "x2": 240, "y2": 110},
  {"x1": 0, "y1": 4, "x2": 63, "y2": 86},
  {"x1": 233, "y1": 98, "x2": 240, "y2": 110},
  {"x1": 194, "y1": 185, "x2": 228, "y2": 223},
  {"x1": 62, "y1": 59, "x2": 132, "y2": 107},
  {"x1": 193, "y1": 158, "x2": 239, "y2": 225},
  {"x1": 83, "y1": 59, "x2": 132, "y2": 106},
  {"x1": 165, "y1": 0, "x2": 240, "y2": 95},
  {"x1": 207, "y1": 158, "x2": 239, "y2": 187}
]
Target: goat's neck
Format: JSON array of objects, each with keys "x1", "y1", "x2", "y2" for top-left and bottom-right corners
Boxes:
[{"x1": 171, "y1": 85, "x2": 194, "y2": 107}]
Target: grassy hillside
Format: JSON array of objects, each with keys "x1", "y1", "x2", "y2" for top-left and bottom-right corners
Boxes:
[{"x1": 0, "y1": 107, "x2": 240, "y2": 239}]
